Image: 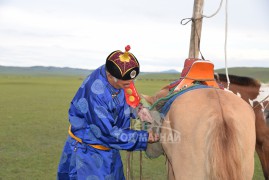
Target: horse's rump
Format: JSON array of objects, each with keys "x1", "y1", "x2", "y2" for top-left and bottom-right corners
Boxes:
[
  {"x1": 161, "y1": 88, "x2": 256, "y2": 180},
  {"x1": 215, "y1": 73, "x2": 269, "y2": 179}
]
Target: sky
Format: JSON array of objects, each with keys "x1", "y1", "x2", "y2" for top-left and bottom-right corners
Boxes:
[{"x1": 0, "y1": 0, "x2": 268, "y2": 72}]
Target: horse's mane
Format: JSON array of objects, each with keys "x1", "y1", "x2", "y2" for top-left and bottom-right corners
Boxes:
[{"x1": 215, "y1": 73, "x2": 261, "y2": 87}]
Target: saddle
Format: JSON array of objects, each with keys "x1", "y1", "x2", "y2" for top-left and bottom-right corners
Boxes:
[{"x1": 173, "y1": 58, "x2": 220, "y2": 91}]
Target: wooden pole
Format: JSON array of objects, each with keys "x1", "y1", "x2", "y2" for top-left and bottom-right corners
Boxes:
[{"x1": 188, "y1": 0, "x2": 205, "y2": 58}]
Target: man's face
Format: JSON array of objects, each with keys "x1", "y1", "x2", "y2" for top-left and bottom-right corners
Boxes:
[
  {"x1": 114, "y1": 79, "x2": 133, "y2": 89},
  {"x1": 106, "y1": 71, "x2": 134, "y2": 89}
]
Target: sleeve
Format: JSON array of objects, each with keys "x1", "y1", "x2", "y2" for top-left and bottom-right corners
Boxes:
[
  {"x1": 87, "y1": 94, "x2": 149, "y2": 151},
  {"x1": 68, "y1": 83, "x2": 90, "y2": 131}
]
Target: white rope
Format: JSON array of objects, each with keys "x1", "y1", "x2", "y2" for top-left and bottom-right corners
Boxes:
[
  {"x1": 224, "y1": 0, "x2": 230, "y2": 89},
  {"x1": 253, "y1": 94, "x2": 269, "y2": 109},
  {"x1": 201, "y1": 0, "x2": 230, "y2": 89},
  {"x1": 202, "y1": 0, "x2": 224, "y2": 18},
  {"x1": 261, "y1": 95, "x2": 269, "y2": 105},
  {"x1": 260, "y1": 95, "x2": 269, "y2": 107},
  {"x1": 264, "y1": 100, "x2": 269, "y2": 110}
]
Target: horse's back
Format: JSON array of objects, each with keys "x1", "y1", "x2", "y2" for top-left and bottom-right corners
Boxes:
[{"x1": 162, "y1": 88, "x2": 256, "y2": 180}]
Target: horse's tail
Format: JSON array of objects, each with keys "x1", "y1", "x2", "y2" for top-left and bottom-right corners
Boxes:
[{"x1": 206, "y1": 114, "x2": 243, "y2": 180}]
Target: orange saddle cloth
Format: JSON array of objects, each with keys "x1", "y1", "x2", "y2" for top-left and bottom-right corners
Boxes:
[{"x1": 174, "y1": 58, "x2": 220, "y2": 91}]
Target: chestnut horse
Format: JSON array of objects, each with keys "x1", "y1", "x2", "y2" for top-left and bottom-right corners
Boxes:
[
  {"x1": 215, "y1": 73, "x2": 269, "y2": 180},
  {"x1": 253, "y1": 101, "x2": 269, "y2": 180},
  {"x1": 144, "y1": 87, "x2": 256, "y2": 180}
]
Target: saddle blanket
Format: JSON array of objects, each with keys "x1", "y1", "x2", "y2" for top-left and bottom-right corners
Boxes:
[{"x1": 160, "y1": 85, "x2": 211, "y2": 116}]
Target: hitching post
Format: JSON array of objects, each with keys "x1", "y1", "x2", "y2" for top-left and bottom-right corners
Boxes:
[{"x1": 188, "y1": 0, "x2": 205, "y2": 58}]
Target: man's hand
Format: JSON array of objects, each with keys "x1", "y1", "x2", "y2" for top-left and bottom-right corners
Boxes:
[
  {"x1": 137, "y1": 104, "x2": 153, "y2": 123},
  {"x1": 148, "y1": 131, "x2": 159, "y2": 143}
]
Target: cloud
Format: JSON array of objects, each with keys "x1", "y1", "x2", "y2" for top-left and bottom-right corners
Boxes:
[{"x1": 0, "y1": 0, "x2": 268, "y2": 71}]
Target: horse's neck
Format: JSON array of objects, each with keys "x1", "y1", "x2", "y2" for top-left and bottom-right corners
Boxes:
[
  {"x1": 154, "y1": 87, "x2": 170, "y2": 101},
  {"x1": 221, "y1": 82, "x2": 260, "y2": 101}
]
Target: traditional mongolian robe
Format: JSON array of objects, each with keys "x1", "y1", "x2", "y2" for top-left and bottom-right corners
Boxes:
[{"x1": 57, "y1": 65, "x2": 148, "y2": 180}]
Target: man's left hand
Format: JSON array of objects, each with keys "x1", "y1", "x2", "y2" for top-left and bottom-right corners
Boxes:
[{"x1": 137, "y1": 104, "x2": 153, "y2": 123}]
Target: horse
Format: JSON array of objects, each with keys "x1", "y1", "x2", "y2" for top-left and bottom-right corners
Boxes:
[
  {"x1": 215, "y1": 73, "x2": 269, "y2": 179},
  {"x1": 253, "y1": 101, "x2": 269, "y2": 180},
  {"x1": 143, "y1": 87, "x2": 256, "y2": 179}
]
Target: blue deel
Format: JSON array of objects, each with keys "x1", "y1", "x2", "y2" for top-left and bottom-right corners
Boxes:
[{"x1": 57, "y1": 65, "x2": 148, "y2": 180}]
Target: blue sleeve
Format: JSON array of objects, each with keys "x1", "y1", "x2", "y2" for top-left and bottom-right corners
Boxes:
[{"x1": 87, "y1": 94, "x2": 148, "y2": 151}]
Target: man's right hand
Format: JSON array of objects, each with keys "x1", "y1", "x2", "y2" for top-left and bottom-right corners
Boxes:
[{"x1": 148, "y1": 131, "x2": 159, "y2": 143}]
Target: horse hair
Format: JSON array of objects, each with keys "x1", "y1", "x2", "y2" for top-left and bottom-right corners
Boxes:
[
  {"x1": 215, "y1": 73, "x2": 261, "y2": 87},
  {"x1": 207, "y1": 114, "x2": 243, "y2": 180}
]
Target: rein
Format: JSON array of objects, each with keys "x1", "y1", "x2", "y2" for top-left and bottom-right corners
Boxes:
[
  {"x1": 253, "y1": 94, "x2": 269, "y2": 109},
  {"x1": 126, "y1": 122, "x2": 143, "y2": 180},
  {"x1": 126, "y1": 151, "x2": 143, "y2": 180}
]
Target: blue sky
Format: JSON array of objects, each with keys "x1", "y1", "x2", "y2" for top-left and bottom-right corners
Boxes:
[{"x1": 0, "y1": 0, "x2": 268, "y2": 72}]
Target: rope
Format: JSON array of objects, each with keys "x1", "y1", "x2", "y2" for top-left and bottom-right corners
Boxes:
[
  {"x1": 202, "y1": 0, "x2": 224, "y2": 18},
  {"x1": 181, "y1": 0, "x2": 230, "y2": 89},
  {"x1": 131, "y1": 152, "x2": 134, "y2": 179},
  {"x1": 253, "y1": 94, "x2": 269, "y2": 109},
  {"x1": 203, "y1": 0, "x2": 230, "y2": 89},
  {"x1": 180, "y1": 0, "x2": 225, "y2": 61},
  {"x1": 264, "y1": 100, "x2": 269, "y2": 110},
  {"x1": 224, "y1": 0, "x2": 230, "y2": 89},
  {"x1": 126, "y1": 121, "x2": 133, "y2": 180},
  {"x1": 127, "y1": 112, "x2": 143, "y2": 180},
  {"x1": 180, "y1": 18, "x2": 205, "y2": 60},
  {"x1": 140, "y1": 151, "x2": 142, "y2": 180}
]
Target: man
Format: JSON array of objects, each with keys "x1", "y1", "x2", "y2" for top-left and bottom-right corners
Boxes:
[{"x1": 57, "y1": 45, "x2": 159, "y2": 180}]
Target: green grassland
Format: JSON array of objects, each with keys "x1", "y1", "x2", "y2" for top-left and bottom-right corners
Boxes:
[{"x1": 0, "y1": 74, "x2": 266, "y2": 179}]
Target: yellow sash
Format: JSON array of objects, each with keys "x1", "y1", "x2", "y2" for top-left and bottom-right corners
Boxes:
[{"x1": 68, "y1": 125, "x2": 110, "y2": 151}]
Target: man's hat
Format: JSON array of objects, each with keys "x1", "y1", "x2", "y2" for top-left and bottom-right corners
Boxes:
[{"x1": 106, "y1": 45, "x2": 140, "y2": 80}]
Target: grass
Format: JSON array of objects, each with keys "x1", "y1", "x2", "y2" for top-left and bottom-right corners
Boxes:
[
  {"x1": 216, "y1": 67, "x2": 269, "y2": 83},
  {"x1": 0, "y1": 75, "x2": 266, "y2": 179}
]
